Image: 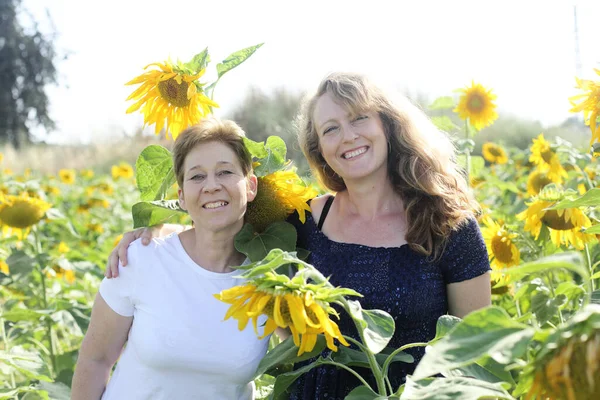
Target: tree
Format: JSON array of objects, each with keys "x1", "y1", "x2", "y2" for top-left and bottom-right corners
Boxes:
[{"x1": 0, "y1": 0, "x2": 58, "y2": 149}]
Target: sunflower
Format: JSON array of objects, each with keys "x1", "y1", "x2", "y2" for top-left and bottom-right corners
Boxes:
[
  {"x1": 217, "y1": 282, "x2": 349, "y2": 356},
  {"x1": 113, "y1": 234, "x2": 124, "y2": 248},
  {"x1": 482, "y1": 142, "x2": 508, "y2": 164},
  {"x1": 529, "y1": 134, "x2": 568, "y2": 182},
  {"x1": 111, "y1": 163, "x2": 134, "y2": 180},
  {"x1": 0, "y1": 152, "x2": 3, "y2": 163},
  {"x1": 0, "y1": 260, "x2": 9, "y2": 275},
  {"x1": 454, "y1": 81, "x2": 498, "y2": 130},
  {"x1": 88, "y1": 198, "x2": 110, "y2": 209},
  {"x1": 58, "y1": 169, "x2": 76, "y2": 184},
  {"x1": 43, "y1": 185, "x2": 61, "y2": 196},
  {"x1": 215, "y1": 252, "x2": 360, "y2": 356},
  {"x1": 569, "y1": 69, "x2": 600, "y2": 146},
  {"x1": 87, "y1": 223, "x2": 104, "y2": 234},
  {"x1": 0, "y1": 193, "x2": 52, "y2": 239},
  {"x1": 526, "y1": 170, "x2": 560, "y2": 197},
  {"x1": 47, "y1": 265, "x2": 76, "y2": 284},
  {"x1": 126, "y1": 61, "x2": 219, "y2": 140},
  {"x1": 80, "y1": 169, "x2": 94, "y2": 179},
  {"x1": 526, "y1": 305, "x2": 600, "y2": 400},
  {"x1": 57, "y1": 242, "x2": 70, "y2": 254},
  {"x1": 517, "y1": 186, "x2": 596, "y2": 250},
  {"x1": 481, "y1": 217, "x2": 520, "y2": 281},
  {"x1": 245, "y1": 171, "x2": 319, "y2": 232}
]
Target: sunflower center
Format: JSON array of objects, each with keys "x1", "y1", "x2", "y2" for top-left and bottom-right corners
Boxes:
[
  {"x1": 541, "y1": 210, "x2": 576, "y2": 230},
  {"x1": 0, "y1": 200, "x2": 46, "y2": 228},
  {"x1": 467, "y1": 94, "x2": 485, "y2": 113},
  {"x1": 488, "y1": 146, "x2": 502, "y2": 157},
  {"x1": 157, "y1": 78, "x2": 191, "y2": 107},
  {"x1": 491, "y1": 233, "x2": 515, "y2": 263},
  {"x1": 541, "y1": 148, "x2": 554, "y2": 164},
  {"x1": 531, "y1": 174, "x2": 553, "y2": 193}
]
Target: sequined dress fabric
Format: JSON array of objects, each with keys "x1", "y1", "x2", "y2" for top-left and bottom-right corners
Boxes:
[{"x1": 286, "y1": 205, "x2": 490, "y2": 399}]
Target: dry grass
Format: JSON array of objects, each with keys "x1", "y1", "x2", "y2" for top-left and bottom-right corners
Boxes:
[{"x1": 1, "y1": 134, "x2": 173, "y2": 175}]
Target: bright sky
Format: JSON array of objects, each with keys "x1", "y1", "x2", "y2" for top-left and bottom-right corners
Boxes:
[{"x1": 23, "y1": 0, "x2": 600, "y2": 144}]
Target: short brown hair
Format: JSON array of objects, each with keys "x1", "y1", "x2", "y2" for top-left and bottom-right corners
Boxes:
[{"x1": 172, "y1": 118, "x2": 252, "y2": 188}]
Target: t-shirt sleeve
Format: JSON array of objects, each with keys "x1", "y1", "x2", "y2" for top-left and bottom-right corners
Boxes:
[
  {"x1": 99, "y1": 242, "x2": 139, "y2": 317},
  {"x1": 439, "y1": 217, "x2": 491, "y2": 284}
]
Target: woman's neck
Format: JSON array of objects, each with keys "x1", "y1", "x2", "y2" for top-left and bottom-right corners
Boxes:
[
  {"x1": 179, "y1": 227, "x2": 245, "y2": 273},
  {"x1": 340, "y1": 175, "x2": 404, "y2": 220}
]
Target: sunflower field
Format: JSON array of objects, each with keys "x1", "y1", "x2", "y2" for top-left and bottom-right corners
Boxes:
[{"x1": 1, "y1": 52, "x2": 600, "y2": 399}]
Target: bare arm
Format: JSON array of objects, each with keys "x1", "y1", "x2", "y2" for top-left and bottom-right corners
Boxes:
[
  {"x1": 71, "y1": 294, "x2": 133, "y2": 399},
  {"x1": 446, "y1": 272, "x2": 491, "y2": 318},
  {"x1": 106, "y1": 224, "x2": 188, "y2": 278}
]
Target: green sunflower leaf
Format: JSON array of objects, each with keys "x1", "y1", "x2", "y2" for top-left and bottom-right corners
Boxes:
[
  {"x1": 243, "y1": 137, "x2": 268, "y2": 159},
  {"x1": 235, "y1": 223, "x2": 298, "y2": 264},
  {"x1": 132, "y1": 200, "x2": 186, "y2": 228},
  {"x1": 345, "y1": 300, "x2": 395, "y2": 354},
  {"x1": 401, "y1": 376, "x2": 515, "y2": 400},
  {"x1": 549, "y1": 188, "x2": 600, "y2": 209},
  {"x1": 216, "y1": 43, "x2": 263, "y2": 79},
  {"x1": 344, "y1": 385, "x2": 382, "y2": 399},
  {"x1": 500, "y1": 252, "x2": 588, "y2": 283},
  {"x1": 428, "y1": 96, "x2": 456, "y2": 110},
  {"x1": 135, "y1": 145, "x2": 176, "y2": 201},
  {"x1": 253, "y1": 335, "x2": 326, "y2": 379},
  {"x1": 254, "y1": 136, "x2": 288, "y2": 176},
  {"x1": 431, "y1": 116, "x2": 459, "y2": 132},
  {"x1": 412, "y1": 306, "x2": 534, "y2": 380},
  {"x1": 185, "y1": 47, "x2": 210, "y2": 75},
  {"x1": 584, "y1": 224, "x2": 600, "y2": 234}
]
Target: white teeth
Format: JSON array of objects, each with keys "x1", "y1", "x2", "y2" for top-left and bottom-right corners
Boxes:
[
  {"x1": 204, "y1": 201, "x2": 228, "y2": 209},
  {"x1": 343, "y1": 147, "x2": 367, "y2": 159}
]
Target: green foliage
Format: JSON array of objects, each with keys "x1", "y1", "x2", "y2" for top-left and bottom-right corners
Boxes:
[
  {"x1": 131, "y1": 200, "x2": 186, "y2": 228},
  {"x1": 134, "y1": 145, "x2": 176, "y2": 201},
  {"x1": 234, "y1": 222, "x2": 298, "y2": 262}
]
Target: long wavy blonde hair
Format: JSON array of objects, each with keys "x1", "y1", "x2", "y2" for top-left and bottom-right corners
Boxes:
[{"x1": 297, "y1": 72, "x2": 479, "y2": 261}]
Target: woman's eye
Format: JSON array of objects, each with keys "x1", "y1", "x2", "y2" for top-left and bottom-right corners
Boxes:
[
  {"x1": 354, "y1": 115, "x2": 368, "y2": 122},
  {"x1": 218, "y1": 170, "x2": 233, "y2": 176},
  {"x1": 190, "y1": 174, "x2": 205, "y2": 181},
  {"x1": 323, "y1": 126, "x2": 338, "y2": 135}
]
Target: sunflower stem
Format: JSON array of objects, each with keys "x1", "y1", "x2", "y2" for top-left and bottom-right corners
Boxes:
[
  {"x1": 33, "y1": 227, "x2": 57, "y2": 379},
  {"x1": 1, "y1": 316, "x2": 17, "y2": 397},
  {"x1": 343, "y1": 335, "x2": 370, "y2": 353},
  {"x1": 340, "y1": 300, "x2": 387, "y2": 395},
  {"x1": 381, "y1": 342, "x2": 428, "y2": 380},
  {"x1": 544, "y1": 271, "x2": 564, "y2": 326},
  {"x1": 585, "y1": 244, "x2": 595, "y2": 292}
]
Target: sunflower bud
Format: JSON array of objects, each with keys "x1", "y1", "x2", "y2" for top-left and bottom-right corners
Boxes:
[{"x1": 245, "y1": 171, "x2": 318, "y2": 233}]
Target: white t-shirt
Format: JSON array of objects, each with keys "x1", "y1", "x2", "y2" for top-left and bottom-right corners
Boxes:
[{"x1": 99, "y1": 233, "x2": 269, "y2": 400}]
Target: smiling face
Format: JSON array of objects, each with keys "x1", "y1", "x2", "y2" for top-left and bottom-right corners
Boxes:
[
  {"x1": 178, "y1": 141, "x2": 257, "y2": 233},
  {"x1": 313, "y1": 91, "x2": 389, "y2": 184}
]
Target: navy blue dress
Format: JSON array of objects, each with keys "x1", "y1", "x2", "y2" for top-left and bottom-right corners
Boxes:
[{"x1": 286, "y1": 197, "x2": 490, "y2": 399}]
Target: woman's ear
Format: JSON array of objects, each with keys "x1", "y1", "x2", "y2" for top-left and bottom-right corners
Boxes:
[
  {"x1": 178, "y1": 188, "x2": 187, "y2": 211},
  {"x1": 247, "y1": 174, "x2": 258, "y2": 202}
]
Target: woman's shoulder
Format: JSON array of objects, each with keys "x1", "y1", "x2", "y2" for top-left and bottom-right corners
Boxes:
[
  {"x1": 126, "y1": 233, "x2": 181, "y2": 265},
  {"x1": 307, "y1": 194, "x2": 333, "y2": 223}
]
